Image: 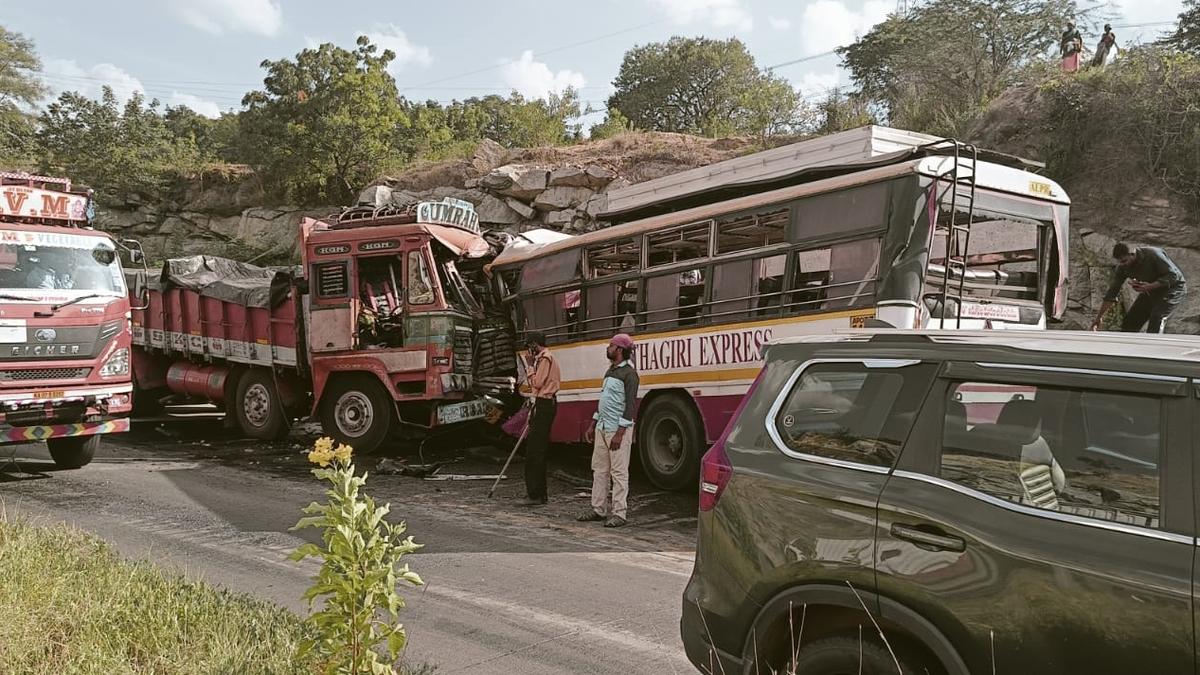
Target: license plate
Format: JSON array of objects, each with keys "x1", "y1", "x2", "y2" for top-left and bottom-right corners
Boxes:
[
  {"x1": 961, "y1": 303, "x2": 1021, "y2": 322},
  {"x1": 33, "y1": 391, "x2": 64, "y2": 400},
  {"x1": 437, "y1": 399, "x2": 489, "y2": 426}
]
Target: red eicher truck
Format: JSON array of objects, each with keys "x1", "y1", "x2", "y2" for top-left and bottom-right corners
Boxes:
[
  {"x1": 129, "y1": 198, "x2": 519, "y2": 450},
  {"x1": 0, "y1": 172, "x2": 139, "y2": 469}
]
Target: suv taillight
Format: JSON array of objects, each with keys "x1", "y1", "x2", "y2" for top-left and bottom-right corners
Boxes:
[
  {"x1": 698, "y1": 367, "x2": 766, "y2": 512},
  {"x1": 699, "y1": 441, "x2": 732, "y2": 512}
]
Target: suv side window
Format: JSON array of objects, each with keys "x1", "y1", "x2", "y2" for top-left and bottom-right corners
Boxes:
[
  {"x1": 941, "y1": 381, "x2": 1162, "y2": 529},
  {"x1": 773, "y1": 361, "x2": 934, "y2": 468}
]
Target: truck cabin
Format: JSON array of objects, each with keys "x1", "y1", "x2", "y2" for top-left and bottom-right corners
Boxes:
[{"x1": 302, "y1": 199, "x2": 516, "y2": 407}]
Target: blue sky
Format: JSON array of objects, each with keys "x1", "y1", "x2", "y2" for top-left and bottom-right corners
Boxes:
[{"x1": 2, "y1": 0, "x2": 1187, "y2": 122}]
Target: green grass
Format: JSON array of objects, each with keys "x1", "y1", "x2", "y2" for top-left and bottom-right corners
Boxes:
[{"x1": 0, "y1": 517, "x2": 315, "y2": 674}]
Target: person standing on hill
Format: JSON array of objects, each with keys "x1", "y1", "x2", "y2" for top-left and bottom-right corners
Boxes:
[
  {"x1": 1092, "y1": 24, "x2": 1118, "y2": 67},
  {"x1": 1091, "y1": 243, "x2": 1187, "y2": 334},
  {"x1": 1061, "y1": 22, "x2": 1083, "y2": 72},
  {"x1": 578, "y1": 333, "x2": 639, "y2": 529}
]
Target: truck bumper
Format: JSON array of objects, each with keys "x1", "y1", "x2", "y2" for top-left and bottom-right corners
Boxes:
[{"x1": 0, "y1": 417, "x2": 130, "y2": 445}]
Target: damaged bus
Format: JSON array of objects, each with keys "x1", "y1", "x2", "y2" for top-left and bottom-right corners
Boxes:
[{"x1": 489, "y1": 127, "x2": 1071, "y2": 490}]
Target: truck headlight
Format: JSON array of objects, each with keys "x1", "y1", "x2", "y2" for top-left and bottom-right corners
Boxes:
[{"x1": 100, "y1": 348, "x2": 130, "y2": 377}]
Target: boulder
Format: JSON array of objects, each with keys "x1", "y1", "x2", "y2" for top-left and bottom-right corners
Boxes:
[
  {"x1": 544, "y1": 209, "x2": 578, "y2": 227},
  {"x1": 584, "y1": 194, "x2": 609, "y2": 219},
  {"x1": 470, "y1": 139, "x2": 507, "y2": 174},
  {"x1": 481, "y1": 165, "x2": 549, "y2": 200},
  {"x1": 549, "y1": 166, "x2": 589, "y2": 188},
  {"x1": 358, "y1": 184, "x2": 394, "y2": 207},
  {"x1": 533, "y1": 186, "x2": 594, "y2": 212},
  {"x1": 505, "y1": 197, "x2": 536, "y2": 220},
  {"x1": 475, "y1": 194, "x2": 524, "y2": 225},
  {"x1": 584, "y1": 165, "x2": 618, "y2": 188}
]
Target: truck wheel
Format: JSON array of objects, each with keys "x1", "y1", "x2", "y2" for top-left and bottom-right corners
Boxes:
[
  {"x1": 234, "y1": 369, "x2": 288, "y2": 440},
  {"x1": 320, "y1": 375, "x2": 393, "y2": 453},
  {"x1": 637, "y1": 394, "x2": 703, "y2": 492},
  {"x1": 47, "y1": 435, "x2": 100, "y2": 469}
]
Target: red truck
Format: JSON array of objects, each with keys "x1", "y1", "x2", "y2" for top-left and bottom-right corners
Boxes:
[
  {"x1": 129, "y1": 198, "x2": 519, "y2": 450},
  {"x1": 0, "y1": 172, "x2": 138, "y2": 468}
]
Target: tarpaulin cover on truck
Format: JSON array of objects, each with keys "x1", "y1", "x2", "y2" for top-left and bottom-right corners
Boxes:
[{"x1": 140, "y1": 256, "x2": 298, "y2": 308}]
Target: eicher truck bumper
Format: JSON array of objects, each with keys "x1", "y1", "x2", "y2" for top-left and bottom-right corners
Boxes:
[{"x1": 0, "y1": 384, "x2": 133, "y2": 446}]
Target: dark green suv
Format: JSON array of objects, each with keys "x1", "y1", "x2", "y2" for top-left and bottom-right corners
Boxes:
[{"x1": 682, "y1": 330, "x2": 1195, "y2": 675}]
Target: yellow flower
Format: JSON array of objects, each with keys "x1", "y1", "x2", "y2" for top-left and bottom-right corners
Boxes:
[
  {"x1": 333, "y1": 444, "x2": 353, "y2": 464},
  {"x1": 314, "y1": 437, "x2": 334, "y2": 454}
]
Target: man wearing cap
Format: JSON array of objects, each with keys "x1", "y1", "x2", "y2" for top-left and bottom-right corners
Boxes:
[
  {"x1": 578, "y1": 333, "x2": 639, "y2": 528},
  {"x1": 522, "y1": 331, "x2": 560, "y2": 506}
]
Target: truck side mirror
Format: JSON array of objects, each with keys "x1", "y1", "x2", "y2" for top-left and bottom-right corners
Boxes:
[{"x1": 132, "y1": 271, "x2": 150, "y2": 310}]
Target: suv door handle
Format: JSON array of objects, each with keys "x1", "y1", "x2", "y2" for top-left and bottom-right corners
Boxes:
[{"x1": 890, "y1": 523, "x2": 966, "y2": 552}]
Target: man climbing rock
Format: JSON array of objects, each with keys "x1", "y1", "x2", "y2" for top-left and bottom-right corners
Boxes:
[{"x1": 1091, "y1": 242, "x2": 1187, "y2": 333}]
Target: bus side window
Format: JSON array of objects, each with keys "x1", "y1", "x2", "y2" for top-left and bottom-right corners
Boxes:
[
  {"x1": 646, "y1": 268, "x2": 705, "y2": 330},
  {"x1": 523, "y1": 290, "x2": 581, "y2": 343},
  {"x1": 712, "y1": 254, "x2": 786, "y2": 323}
]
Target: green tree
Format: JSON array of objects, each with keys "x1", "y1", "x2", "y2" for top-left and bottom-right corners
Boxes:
[
  {"x1": 239, "y1": 37, "x2": 408, "y2": 203},
  {"x1": 397, "y1": 90, "x2": 581, "y2": 161},
  {"x1": 0, "y1": 26, "x2": 46, "y2": 167},
  {"x1": 589, "y1": 107, "x2": 634, "y2": 140},
  {"x1": 740, "y1": 74, "x2": 814, "y2": 145},
  {"x1": 608, "y1": 36, "x2": 761, "y2": 136},
  {"x1": 840, "y1": 0, "x2": 1081, "y2": 135},
  {"x1": 814, "y1": 88, "x2": 878, "y2": 134},
  {"x1": 1165, "y1": 0, "x2": 1200, "y2": 54}
]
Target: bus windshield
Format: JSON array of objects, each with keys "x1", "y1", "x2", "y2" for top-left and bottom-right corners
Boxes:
[{"x1": 926, "y1": 194, "x2": 1053, "y2": 306}]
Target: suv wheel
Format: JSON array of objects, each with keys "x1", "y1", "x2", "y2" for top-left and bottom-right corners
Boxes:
[{"x1": 787, "y1": 636, "x2": 920, "y2": 675}]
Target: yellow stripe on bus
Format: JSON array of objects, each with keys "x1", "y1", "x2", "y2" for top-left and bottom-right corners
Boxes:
[
  {"x1": 554, "y1": 308, "x2": 871, "y2": 350},
  {"x1": 559, "y1": 367, "x2": 762, "y2": 391}
]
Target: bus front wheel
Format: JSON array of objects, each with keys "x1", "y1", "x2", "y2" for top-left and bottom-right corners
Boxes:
[{"x1": 637, "y1": 395, "x2": 703, "y2": 492}]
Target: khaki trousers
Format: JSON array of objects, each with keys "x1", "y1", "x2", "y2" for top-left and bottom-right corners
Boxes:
[{"x1": 591, "y1": 427, "x2": 634, "y2": 519}]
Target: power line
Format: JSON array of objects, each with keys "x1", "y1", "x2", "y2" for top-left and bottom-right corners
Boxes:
[
  {"x1": 765, "y1": 50, "x2": 840, "y2": 71},
  {"x1": 411, "y1": 18, "x2": 665, "y2": 88}
]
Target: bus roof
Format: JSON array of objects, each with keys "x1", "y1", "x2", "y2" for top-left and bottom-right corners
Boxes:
[
  {"x1": 599, "y1": 125, "x2": 1047, "y2": 222},
  {"x1": 489, "y1": 156, "x2": 1068, "y2": 271}
]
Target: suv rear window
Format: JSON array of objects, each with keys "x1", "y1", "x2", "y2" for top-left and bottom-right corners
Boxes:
[
  {"x1": 772, "y1": 361, "x2": 934, "y2": 468},
  {"x1": 941, "y1": 382, "x2": 1162, "y2": 529}
]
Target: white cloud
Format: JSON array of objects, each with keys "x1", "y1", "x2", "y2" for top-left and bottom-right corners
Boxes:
[
  {"x1": 359, "y1": 23, "x2": 434, "y2": 74},
  {"x1": 769, "y1": 17, "x2": 793, "y2": 30},
  {"x1": 175, "y1": 0, "x2": 283, "y2": 37},
  {"x1": 650, "y1": 0, "x2": 754, "y2": 32},
  {"x1": 797, "y1": 70, "x2": 841, "y2": 96},
  {"x1": 42, "y1": 59, "x2": 145, "y2": 105},
  {"x1": 167, "y1": 92, "x2": 222, "y2": 118},
  {"x1": 798, "y1": 0, "x2": 891, "y2": 55},
  {"x1": 502, "y1": 51, "x2": 586, "y2": 101},
  {"x1": 41, "y1": 59, "x2": 222, "y2": 118}
]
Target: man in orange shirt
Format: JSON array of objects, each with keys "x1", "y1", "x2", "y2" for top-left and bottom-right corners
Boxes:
[{"x1": 522, "y1": 331, "x2": 561, "y2": 506}]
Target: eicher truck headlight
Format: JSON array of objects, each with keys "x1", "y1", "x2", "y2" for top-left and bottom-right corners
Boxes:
[{"x1": 100, "y1": 348, "x2": 130, "y2": 377}]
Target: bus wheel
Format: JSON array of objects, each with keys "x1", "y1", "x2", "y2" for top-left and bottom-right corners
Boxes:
[
  {"x1": 47, "y1": 435, "x2": 100, "y2": 469},
  {"x1": 234, "y1": 369, "x2": 288, "y2": 440},
  {"x1": 637, "y1": 395, "x2": 703, "y2": 492},
  {"x1": 320, "y1": 375, "x2": 393, "y2": 453}
]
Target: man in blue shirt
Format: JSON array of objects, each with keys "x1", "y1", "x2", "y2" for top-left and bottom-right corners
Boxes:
[
  {"x1": 578, "y1": 333, "x2": 639, "y2": 528},
  {"x1": 1091, "y1": 242, "x2": 1187, "y2": 333}
]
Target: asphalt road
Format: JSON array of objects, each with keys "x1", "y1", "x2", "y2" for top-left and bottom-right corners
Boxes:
[{"x1": 0, "y1": 428, "x2": 699, "y2": 675}]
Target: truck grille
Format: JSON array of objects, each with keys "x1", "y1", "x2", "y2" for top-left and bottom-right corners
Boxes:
[
  {"x1": 453, "y1": 329, "x2": 473, "y2": 374},
  {"x1": 0, "y1": 367, "x2": 91, "y2": 382}
]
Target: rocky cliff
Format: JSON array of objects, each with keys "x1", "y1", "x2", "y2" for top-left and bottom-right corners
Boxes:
[
  {"x1": 969, "y1": 81, "x2": 1200, "y2": 333},
  {"x1": 97, "y1": 133, "x2": 758, "y2": 265}
]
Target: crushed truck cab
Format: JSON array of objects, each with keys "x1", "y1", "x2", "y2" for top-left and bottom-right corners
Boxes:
[{"x1": 130, "y1": 198, "x2": 518, "y2": 451}]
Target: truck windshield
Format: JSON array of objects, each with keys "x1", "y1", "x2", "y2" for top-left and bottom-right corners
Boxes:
[
  {"x1": 0, "y1": 240, "x2": 124, "y2": 295},
  {"x1": 441, "y1": 260, "x2": 482, "y2": 314}
]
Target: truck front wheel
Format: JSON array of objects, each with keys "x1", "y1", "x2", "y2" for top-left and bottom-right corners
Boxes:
[
  {"x1": 234, "y1": 369, "x2": 289, "y2": 440},
  {"x1": 320, "y1": 376, "x2": 393, "y2": 453},
  {"x1": 47, "y1": 435, "x2": 100, "y2": 469}
]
